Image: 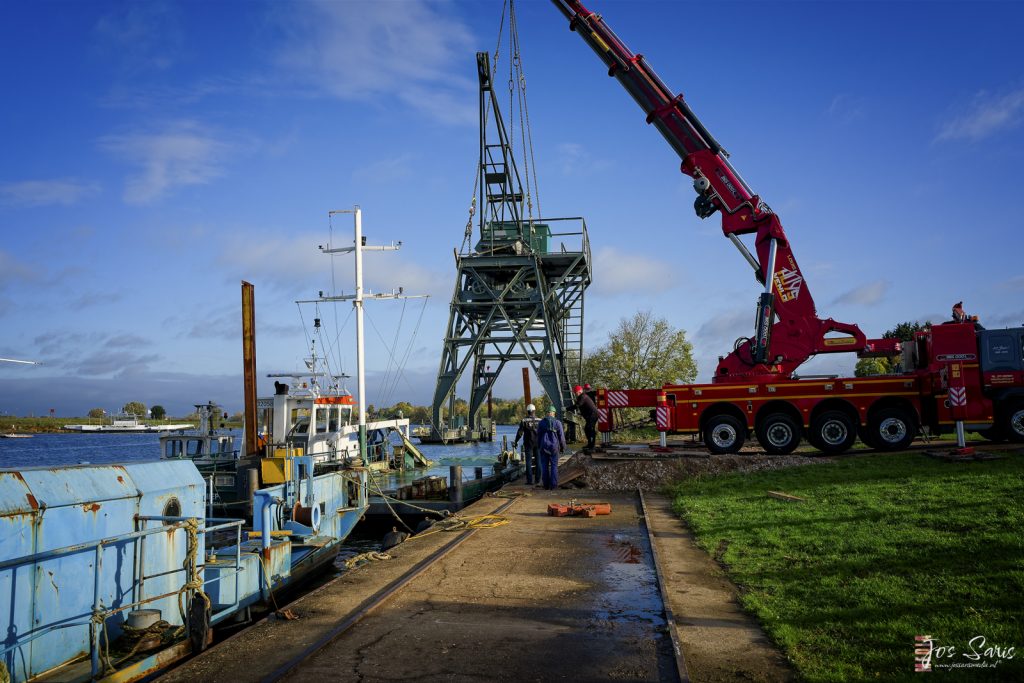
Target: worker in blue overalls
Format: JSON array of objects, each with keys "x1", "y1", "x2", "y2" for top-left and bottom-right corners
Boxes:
[
  {"x1": 513, "y1": 403, "x2": 541, "y2": 485},
  {"x1": 536, "y1": 406, "x2": 566, "y2": 490}
]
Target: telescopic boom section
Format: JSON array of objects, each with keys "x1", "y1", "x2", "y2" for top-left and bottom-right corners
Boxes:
[{"x1": 552, "y1": 0, "x2": 895, "y2": 382}]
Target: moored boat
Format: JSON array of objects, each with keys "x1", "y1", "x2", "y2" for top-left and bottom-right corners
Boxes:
[{"x1": 63, "y1": 413, "x2": 193, "y2": 433}]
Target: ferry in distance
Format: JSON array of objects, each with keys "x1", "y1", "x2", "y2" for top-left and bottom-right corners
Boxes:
[{"x1": 63, "y1": 413, "x2": 192, "y2": 433}]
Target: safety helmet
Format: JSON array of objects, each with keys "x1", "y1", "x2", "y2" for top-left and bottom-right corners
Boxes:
[
  {"x1": 527, "y1": 403, "x2": 536, "y2": 413},
  {"x1": 573, "y1": 385, "x2": 583, "y2": 393},
  {"x1": 584, "y1": 383, "x2": 592, "y2": 390}
]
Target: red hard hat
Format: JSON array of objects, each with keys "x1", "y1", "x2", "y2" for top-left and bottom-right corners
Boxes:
[
  {"x1": 573, "y1": 385, "x2": 583, "y2": 393},
  {"x1": 583, "y1": 384, "x2": 592, "y2": 390}
]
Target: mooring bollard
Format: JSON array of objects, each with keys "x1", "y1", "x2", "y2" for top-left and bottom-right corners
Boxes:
[{"x1": 449, "y1": 465, "x2": 463, "y2": 505}]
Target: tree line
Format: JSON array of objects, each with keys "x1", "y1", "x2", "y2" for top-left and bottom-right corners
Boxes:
[
  {"x1": 375, "y1": 310, "x2": 698, "y2": 425},
  {"x1": 87, "y1": 314, "x2": 924, "y2": 428}
]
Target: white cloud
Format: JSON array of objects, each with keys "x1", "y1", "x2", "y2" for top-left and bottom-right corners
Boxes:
[
  {"x1": 0, "y1": 250, "x2": 38, "y2": 287},
  {"x1": 216, "y1": 231, "x2": 448, "y2": 299},
  {"x1": 936, "y1": 86, "x2": 1024, "y2": 142},
  {"x1": 94, "y1": 1, "x2": 182, "y2": 73},
  {"x1": 695, "y1": 308, "x2": 753, "y2": 344},
  {"x1": 590, "y1": 246, "x2": 675, "y2": 297},
  {"x1": 832, "y1": 279, "x2": 890, "y2": 306},
  {"x1": 72, "y1": 350, "x2": 162, "y2": 377},
  {"x1": 0, "y1": 179, "x2": 100, "y2": 207},
  {"x1": 218, "y1": 232, "x2": 331, "y2": 292},
  {"x1": 100, "y1": 121, "x2": 230, "y2": 203},
  {"x1": 998, "y1": 275, "x2": 1024, "y2": 291},
  {"x1": 352, "y1": 155, "x2": 415, "y2": 184},
  {"x1": 556, "y1": 143, "x2": 611, "y2": 176},
  {"x1": 70, "y1": 291, "x2": 123, "y2": 310},
  {"x1": 106, "y1": 334, "x2": 152, "y2": 349},
  {"x1": 986, "y1": 310, "x2": 1024, "y2": 327},
  {"x1": 362, "y1": 253, "x2": 449, "y2": 300},
  {"x1": 274, "y1": 0, "x2": 475, "y2": 124},
  {"x1": 827, "y1": 93, "x2": 865, "y2": 124}
]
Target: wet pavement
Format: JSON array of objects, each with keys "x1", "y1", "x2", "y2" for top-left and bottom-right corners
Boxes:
[
  {"x1": 160, "y1": 480, "x2": 791, "y2": 682},
  {"x1": 286, "y1": 486, "x2": 676, "y2": 682}
]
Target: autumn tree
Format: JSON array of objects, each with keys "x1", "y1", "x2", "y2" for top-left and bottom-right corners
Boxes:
[
  {"x1": 88, "y1": 408, "x2": 106, "y2": 419},
  {"x1": 122, "y1": 401, "x2": 147, "y2": 417},
  {"x1": 583, "y1": 310, "x2": 697, "y2": 389},
  {"x1": 854, "y1": 321, "x2": 929, "y2": 376}
]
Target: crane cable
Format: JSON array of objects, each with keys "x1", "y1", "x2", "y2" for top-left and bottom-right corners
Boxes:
[
  {"x1": 464, "y1": 0, "x2": 540, "y2": 251},
  {"x1": 507, "y1": 0, "x2": 541, "y2": 223}
]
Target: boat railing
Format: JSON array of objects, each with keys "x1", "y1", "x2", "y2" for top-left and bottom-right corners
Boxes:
[
  {"x1": 165, "y1": 448, "x2": 241, "y2": 462},
  {"x1": 0, "y1": 515, "x2": 246, "y2": 681}
]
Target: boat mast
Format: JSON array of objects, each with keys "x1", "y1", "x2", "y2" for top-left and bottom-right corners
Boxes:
[
  {"x1": 353, "y1": 208, "x2": 369, "y2": 460},
  {"x1": 308, "y1": 207, "x2": 426, "y2": 462}
]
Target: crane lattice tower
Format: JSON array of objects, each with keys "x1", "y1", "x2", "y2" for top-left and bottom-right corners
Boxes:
[{"x1": 430, "y1": 52, "x2": 591, "y2": 441}]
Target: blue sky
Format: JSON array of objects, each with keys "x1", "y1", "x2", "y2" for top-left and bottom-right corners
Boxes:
[{"x1": 2, "y1": 0, "x2": 1022, "y2": 417}]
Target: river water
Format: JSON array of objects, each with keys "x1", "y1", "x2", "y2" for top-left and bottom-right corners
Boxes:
[{"x1": 0, "y1": 425, "x2": 520, "y2": 480}]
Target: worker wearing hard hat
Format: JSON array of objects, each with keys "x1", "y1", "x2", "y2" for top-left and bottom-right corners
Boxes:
[
  {"x1": 513, "y1": 403, "x2": 541, "y2": 485},
  {"x1": 573, "y1": 385, "x2": 600, "y2": 453}
]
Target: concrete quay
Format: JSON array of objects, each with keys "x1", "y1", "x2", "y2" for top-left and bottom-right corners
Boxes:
[{"x1": 160, "y1": 480, "x2": 790, "y2": 682}]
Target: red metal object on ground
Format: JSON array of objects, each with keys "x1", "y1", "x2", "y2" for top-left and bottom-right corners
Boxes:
[{"x1": 548, "y1": 502, "x2": 612, "y2": 518}]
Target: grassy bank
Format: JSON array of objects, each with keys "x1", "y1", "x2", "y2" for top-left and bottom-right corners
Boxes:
[
  {"x1": 0, "y1": 417, "x2": 200, "y2": 434},
  {"x1": 671, "y1": 452, "x2": 1024, "y2": 681}
]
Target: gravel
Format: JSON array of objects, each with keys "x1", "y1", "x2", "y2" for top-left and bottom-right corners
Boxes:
[{"x1": 563, "y1": 446, "x2": 832, "y2": 491}]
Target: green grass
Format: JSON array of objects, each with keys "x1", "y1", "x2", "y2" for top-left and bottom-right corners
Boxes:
[{"x1": 670, "y1": 453, "x2": 1024, "y2": 681}]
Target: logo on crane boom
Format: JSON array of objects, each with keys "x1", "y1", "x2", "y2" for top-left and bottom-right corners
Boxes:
[{"x1": 773, "y1": 267, "x2": 804, "y2": 303}]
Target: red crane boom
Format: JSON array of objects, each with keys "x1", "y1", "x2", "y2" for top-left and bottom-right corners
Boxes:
[{"x1": 552, "y1": 0, "x2": 896, "y2": 383}]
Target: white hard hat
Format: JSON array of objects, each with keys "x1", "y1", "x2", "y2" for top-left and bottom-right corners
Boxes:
[{"x1": 527, "y1": 404, "x2": 536, "y2": 412}]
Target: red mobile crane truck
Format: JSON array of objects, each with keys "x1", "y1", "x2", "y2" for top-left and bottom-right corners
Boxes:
[{"x1": 552, "y1": 0, "x2": 1024, "y2": 454}]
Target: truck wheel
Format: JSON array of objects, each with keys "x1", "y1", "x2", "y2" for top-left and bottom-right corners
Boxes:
[
  {"x1": 867, "y1": 408, "x2": 917, "y2": 451},
  {"x1": 703, "y1": 415, "x2": 746, "y2": 455},
  {"x1": 1003, "y1": 402, "x2": 1024, "y2": 443},
  {"x1": 857, "y1": 426, "x2": 882, "y2": 450},
  {"x1": 809, "y1": 410, "x2": 857, "y2": 455},
  {"x1": 756, "y1": 413, "x2": 800, "y2": 455}
]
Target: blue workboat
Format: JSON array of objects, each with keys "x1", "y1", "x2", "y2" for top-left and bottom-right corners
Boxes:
[
  {"x1": 0, "y1": 456, "x2": 367, "y2": 682},
  {"x1": 0, "y1": 208, "x2": 436, "y2": 681}
]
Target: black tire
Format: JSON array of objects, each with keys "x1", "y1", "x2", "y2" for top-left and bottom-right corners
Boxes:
[
  {"x1": 809, "y1": 410, "x2": 857, "y2": 455},
  {"x1": 1003, "y1": 402, "x2": 1024, "y2": 443},
  {"x1": 703, "y1": 414, "x2": 746, "y2": 455},
  {"x1": 756, "y1": 413, "x2": 801, "y2": 455},
  {"x1": 857, "y1": 426, "x2": 882, "y2": 450},
  {"x1": 866, "y1": 407, "x2": 917, "y2": 451}
]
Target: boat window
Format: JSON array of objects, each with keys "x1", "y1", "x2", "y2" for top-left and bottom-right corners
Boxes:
[
  {"x1": 166, "y1": 439, "x2": 183, "y2": 457},
  {"x1": 187, "y1": 439, "x2": 204, "y2": 456},
  {"x1": 316, "y1": 407, "x2": 329, "y2": 434},
  {"x1": 289, "y1": 416, "x2": 310, "y2": 437},
  {"x1": 218, "y1": 437, "x2": 232, "y2": 454}
]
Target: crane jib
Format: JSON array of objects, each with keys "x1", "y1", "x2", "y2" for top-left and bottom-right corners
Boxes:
[{"x1": 553, "y1": 0, "x2": 874, "y2": 381}]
